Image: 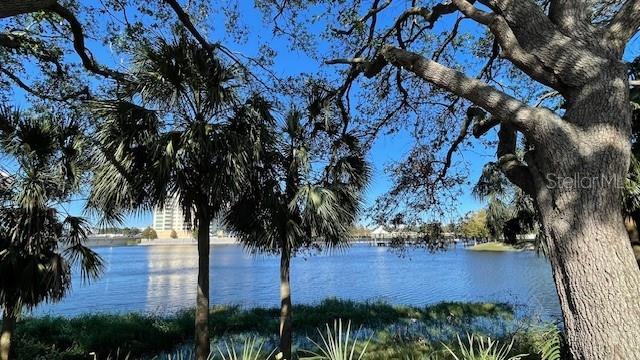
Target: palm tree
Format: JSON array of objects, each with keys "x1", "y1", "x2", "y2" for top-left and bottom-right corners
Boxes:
[
  {"x1": 87, "y1": 35, "x2": 273, "y2": 360},
  {"x1": 0, "y1": 106, "x2": 103, "y2": 360},
  {"x1": 225, "y1": 110, "x2": 370, "y2": 360}
]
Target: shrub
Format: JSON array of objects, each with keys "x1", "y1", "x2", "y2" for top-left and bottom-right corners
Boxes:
[
  {"x1": 142, "y1": 227, "x2": 158, "y2": 240},
  {"x1": 13, "y1": 313, "x2": 193, "y2": 359}
]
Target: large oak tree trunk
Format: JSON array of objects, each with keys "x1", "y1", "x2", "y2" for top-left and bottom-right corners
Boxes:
[
  {"x1": 195, "y1": 213, "x2": 211, "y2": 360},
  {"x1": 540, "y1": 200, "x2": 640, "y2": 359},
  {"x1": 531, "y1": 69, "x2": 640, "y2": 359},
  {"x1": 0, "y1": 308, "x2": 16, "y2": 360},
  {"x1": 279, "y1": 249, "x2": 293, "y2": 360}
]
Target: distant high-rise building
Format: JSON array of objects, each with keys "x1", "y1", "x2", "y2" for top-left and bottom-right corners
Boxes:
[
  {"x1": 152, "y1": 196, "x2": 191, "y2": 232},
  {"x1": 151, "y1": 195, "x2": 228, "y2": 239}
]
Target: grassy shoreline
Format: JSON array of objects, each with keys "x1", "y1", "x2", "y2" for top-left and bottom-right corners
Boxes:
[
  {"x1": 10, "y1": 299, "x2": 560, "y2": 360},
  {"x1": 468, "y1": 242, "x2": 520, "y2": 252}
]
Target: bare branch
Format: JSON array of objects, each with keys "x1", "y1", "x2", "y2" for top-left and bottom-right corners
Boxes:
[
  {"x1": 473, "y1": 116, "x2": 500, "y2": 137},
  {"x1": 0, "y1": 66, "x2": 90, "y2": 101},
  {"x1": 420, "y1": 1, "x2": 471, "y2": 27},
  {"x1": 367, "y1": 0, "x2": 476, "y2": 53},
  {"x1": 0, "y1": 32, "x2": 64, "y2": 74},
  {"x1": 48, "y1": 3, "x2": 128, "y2": 81},
  {"x1": 161, "y1": 0, "x2": 276, "y2": 90},
  {"x1": 432, "y1": 16, "x2": 466, "y2": 62},
  {"x1": 325, "y1": 58, "x2": 369, "y2": 65},
  {"x1": 162, "y1": 0, "x2": 216, "y2": 58},
  {"x1": 332, "y1": 0, "x2": 392, "y2": 36},
  {"x1": 0, "y1": 2, "x2": 128, "y2": 84},
  {"x1": 604, "y1": 0, "x2": 640, "y2": 55},
  {"x1": 436, "y1": 107, "x2": 475, "y2": 182},
  {"x1": 451, "y1": 0, "x2": 493, "y2": 23},
  {"x1": 377, "y1": 45, "x2": 542, "y2": 136},
  {"x1": 534, "y1": 91, "x2": 560, "y2": 106}
]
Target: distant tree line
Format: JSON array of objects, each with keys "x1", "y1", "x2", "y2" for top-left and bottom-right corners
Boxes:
[{"x1": 95, "y1": 227, "x2": 141, "y2": 236}]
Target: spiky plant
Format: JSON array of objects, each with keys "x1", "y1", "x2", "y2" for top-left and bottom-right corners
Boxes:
[
  {"x1": 301, "y1": 319, "x2": 369, "y2": 360},
  {"x1": 225, "y1": 109, "x2": 370, "y2": 360},
  {"x1": 150, "y1": 348, "x2": 213, "y2": 360},
  {"x1": 534, "y1": 327, "x2": 563, "y2": 360},
  {"x1": 217, "y1": 337, "x2": 274, "y2": 360},
  {"x1": 104, "y1": 349, "x2": 131, "y2": 360},
  {"x1": 444, "y1": 334, "x2": 527, "y2": 360},
  {"x1": 0, "y1": 106, "x2": 103, "y2": 360}
]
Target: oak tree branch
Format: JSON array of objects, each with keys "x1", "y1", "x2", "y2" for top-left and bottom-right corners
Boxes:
[
  {"x1": 605, "y1": 0, "x2": 640, "y2": 55},
  {"x1": 0, "y1": 0, "x2": 55, "y2": 18},
  {"x1": 377, "y1": 45, "x2": 542, "y2": 136},
  {"x1": 497, "y1": 124, "x2": 534, "y2": 194}
]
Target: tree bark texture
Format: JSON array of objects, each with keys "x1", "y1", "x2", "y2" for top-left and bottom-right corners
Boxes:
[
  {"x1": 0, "y1": 308, "x2": 16, "y2": 360},
  {"x1": 528, "y1": 65, "x2": 640, "y2": 359},
  {"x1": 195, "y1": 212, "x2": 211, "y2": 360},
  {"x1": 279, "y1": 249, "x2": 293, "y2": 360}
]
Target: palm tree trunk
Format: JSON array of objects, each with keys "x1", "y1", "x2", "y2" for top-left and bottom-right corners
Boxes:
[
  {"x1": 279, "y1": 248, "x2": 293, "y2": 360},
  {"x1": 0, "y1": 308, "x2": 16, "y2": 360},
  {"x1": 195, "y1": 212, "x2": 211, "y2": 360}
]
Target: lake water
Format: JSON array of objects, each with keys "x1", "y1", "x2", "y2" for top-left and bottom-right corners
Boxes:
[{"x1": 35, "y1": 244, "x2": 561, "y2": 319}]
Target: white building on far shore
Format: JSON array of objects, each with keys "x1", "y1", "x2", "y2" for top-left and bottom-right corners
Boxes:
[
  {"x1": 152, "y1": 196, "x2": 192, "y2": 238},
  {"x1": 371, "y1": 226, "x2": 390, "y2": 239},
  {"x1": 151, "y1": 195, "x2": 229, "y2": 239}
]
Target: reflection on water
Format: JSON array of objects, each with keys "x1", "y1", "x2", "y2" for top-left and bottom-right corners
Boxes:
[
  {"x1": 146, "y1": 246, "x2": 197, "y2": 313},
  {"x1": 35, "y1": 244, "x2": 561, "y2": 319}
]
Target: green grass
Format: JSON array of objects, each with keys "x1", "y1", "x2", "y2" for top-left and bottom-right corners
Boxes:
[
  {"x1": 7, "y1": 299, "x2": 559, "y2": 360},
  {"x1": 468, "y1": 242, "x2": 519, "y2": 252}
]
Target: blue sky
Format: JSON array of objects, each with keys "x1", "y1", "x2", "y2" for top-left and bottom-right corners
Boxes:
[
  {"x1": 102, "y1": 1, "x2": 491, "y2": 228},
  {"x1": 6, "y1": 1, "x2": 638, "y2": 229}
]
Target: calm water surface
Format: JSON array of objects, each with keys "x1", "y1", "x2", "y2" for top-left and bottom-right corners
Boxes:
[{"x1": 35, "y1": 244, "x2": 561, "y2": 319}]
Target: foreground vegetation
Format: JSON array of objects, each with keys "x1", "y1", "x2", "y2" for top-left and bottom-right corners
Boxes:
[{"x1": 8, "y1": 299, "x2": 562, "y2": 360}]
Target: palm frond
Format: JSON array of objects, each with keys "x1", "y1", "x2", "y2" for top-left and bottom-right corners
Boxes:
[
  {"x1": 472, "y1": 162, "x2": 510, "y2": 201},
  {"x1": 126, "y1": 35, "x2": 239, "y2": 117},
  {"x1": 63, "y1": 243, "x2": 104, "y2": 283},
  {"x1": 0, "y1": 106, "x2": 102, "y2": 312},
  {"x1": 87, "y1": 100, "x2": 168, "y2": 222},
  {"x1": 60, "y1": 215, "x2": 104, "y2": 282}
]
